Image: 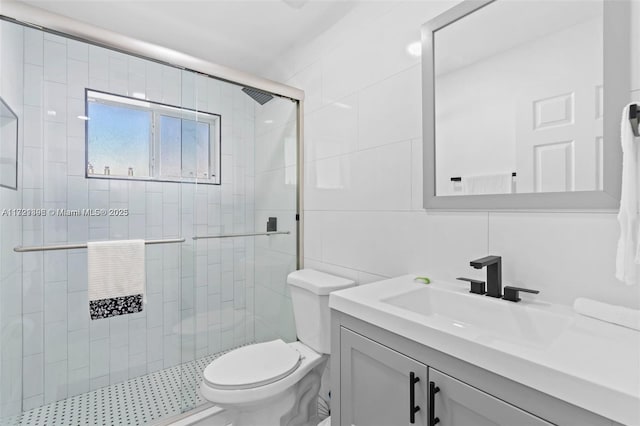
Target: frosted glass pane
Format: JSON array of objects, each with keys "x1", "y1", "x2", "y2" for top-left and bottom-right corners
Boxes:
[
  {"x1": 87, "y1": 102, "x2": 151, "y2": 177},
  {"x1": 181, "y1": 119, "x2": 196, "y2": 178},
  {"x1": 159, "y1": 115, "x2": 181, "y2": 178},
  {"x1": 180, "y1": 119, "x2": 209, "y2": 179},
  {"x1": 196, "y1": 122, "x2": 210, "y2": 178}
]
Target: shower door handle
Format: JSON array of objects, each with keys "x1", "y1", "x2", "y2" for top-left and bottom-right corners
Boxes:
[{"x1": 409, "y1": 372, "x2": 421, "y2": 424}]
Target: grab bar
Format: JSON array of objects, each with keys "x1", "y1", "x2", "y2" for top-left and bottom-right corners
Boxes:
[
  {"x1": 13, "y1": 238, "x2": 186, "y2": 253},
  {"x1": 192, "y1": 231, "x2": 290, "y2": 240}
]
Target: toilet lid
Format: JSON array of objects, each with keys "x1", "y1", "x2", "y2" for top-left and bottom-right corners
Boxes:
[{"x1": 203, "y1": 339, "x2": 302, "y2": 390}]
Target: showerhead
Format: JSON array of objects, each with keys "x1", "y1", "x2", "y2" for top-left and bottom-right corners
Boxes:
[{"x1": 242, "y1": 87, "x2": 274, "y2": 105}]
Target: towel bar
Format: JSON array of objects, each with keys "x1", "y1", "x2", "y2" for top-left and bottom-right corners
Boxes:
[
  {"x1": 13, "y1": 238, "x2": 185, "y2": 253},
  {"x1": 192, "y1": 231, "x2": 290, "y2": 240}
]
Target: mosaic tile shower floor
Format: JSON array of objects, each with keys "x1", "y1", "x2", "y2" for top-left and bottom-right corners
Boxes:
[{"x1": 0, "y1": 350, "x2": 234, "y2": 426}]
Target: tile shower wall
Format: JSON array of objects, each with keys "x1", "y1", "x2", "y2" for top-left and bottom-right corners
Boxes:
[
  {"x1": 0, "y1": 20, "x2": 257, "y2": 416},
  {"x1": 0, "y1": 22, "x2": 25, "y2": 418},
  {"x1": 264, "y1": 1, "x2": 640, "y2": 307}
]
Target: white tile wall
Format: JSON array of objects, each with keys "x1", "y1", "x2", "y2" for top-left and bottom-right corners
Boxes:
[
  {"x1": 263, "y1": 0, "x2": 640, "y2": 309},
  {"x1": 0, "y1": 21, "x2": 25, "y2": 419},
  {"x1": 0, "y1": 20, "x2": 260, "y2": 416}
]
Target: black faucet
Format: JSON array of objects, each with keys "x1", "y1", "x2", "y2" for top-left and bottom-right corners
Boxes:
[{"x1": 470, "y1": 255, "x2": 502, "y2": 298}]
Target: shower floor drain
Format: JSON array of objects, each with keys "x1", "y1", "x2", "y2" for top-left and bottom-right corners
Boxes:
[{"x1": 0, "y1": 344, "x2": 251, "y2": 426}]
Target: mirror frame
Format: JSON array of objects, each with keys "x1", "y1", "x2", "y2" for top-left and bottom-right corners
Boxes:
[{"x1": 422, "y1": 0, "x2": 630, "y2": 211}]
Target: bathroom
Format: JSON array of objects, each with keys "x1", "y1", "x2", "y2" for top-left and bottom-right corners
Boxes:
[{"x1": 0, "y1": 0, "x2": 638, "y2": 425}]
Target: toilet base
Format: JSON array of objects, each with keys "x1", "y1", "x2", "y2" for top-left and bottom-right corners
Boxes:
[{"x1": 223, "y1": 362, "x2": 325, "y2": 426}]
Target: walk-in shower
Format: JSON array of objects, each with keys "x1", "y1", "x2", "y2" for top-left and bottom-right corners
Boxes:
[{"x1": 0, "y1": 17, "x2": 300, "y2": 425}]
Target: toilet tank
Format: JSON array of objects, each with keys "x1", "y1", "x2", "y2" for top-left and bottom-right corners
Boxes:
[{"x1": 287, "y1": 269, "x2": 355, "y2": 354}]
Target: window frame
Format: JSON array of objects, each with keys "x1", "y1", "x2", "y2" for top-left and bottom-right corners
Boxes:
[{"x1": 85, "y1": 88, "x2": 222, "y2": 185}]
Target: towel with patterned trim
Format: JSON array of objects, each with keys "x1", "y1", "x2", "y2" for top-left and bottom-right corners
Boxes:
[{"x1": 87, "y1": 240, "x2": 145, "y2": 319}]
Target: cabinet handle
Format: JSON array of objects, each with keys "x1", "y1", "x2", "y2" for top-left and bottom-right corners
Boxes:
[
  {"x1": 409, "y1": 372, "x2": 421, "y2": 424},
  {"x1": 429, "y1": 381, "x2": 440, "y2": 426}
]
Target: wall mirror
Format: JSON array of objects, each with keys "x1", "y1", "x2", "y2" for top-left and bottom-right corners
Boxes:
[
  {"x1": 0, "y1": 96, "x2": 18, "y2": 190},
  {"x1": 422, "y1": 0, "x2": 630, "y2": 210}
]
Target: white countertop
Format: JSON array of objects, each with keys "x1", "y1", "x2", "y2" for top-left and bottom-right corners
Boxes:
[{"x1": 329, "y1": 275, "x2": 640, "y2": 425}]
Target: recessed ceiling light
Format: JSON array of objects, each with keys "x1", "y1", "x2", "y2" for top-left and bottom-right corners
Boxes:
[
  {"x1": 77, "y1": 115, "x2": 89, "y2": 120},
  {"x1": 264, "y1": 120, "x2": 274, "y2": 124},
  {"x1": 47, "y1": 110, "x2": 57, "y2": 116},
  {"x1": 132, "y1": 92, "x2": 146, "y2": 99},
  {"x1": 406, "y1": 41, "x2": 422, "y2": 58}
]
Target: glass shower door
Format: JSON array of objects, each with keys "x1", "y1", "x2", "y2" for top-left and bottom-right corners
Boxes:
[
  {"x1": 180, "y1": 77, "x2": 301, "y2": 414},
  {"x1": 251, "y1": 92, "x2": 299, "y2": 345}
]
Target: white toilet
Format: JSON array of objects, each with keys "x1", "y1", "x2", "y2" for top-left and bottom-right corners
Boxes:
[{"x1": 200, "y1": 269, "x2": 355, "y2": 426}]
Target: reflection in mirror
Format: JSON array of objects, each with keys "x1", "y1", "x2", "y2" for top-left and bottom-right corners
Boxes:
[
  {"x1": 434, "y1": 1, "x2": 604, "y2": 196},
  {"x1": 0, "y1": 96, "x2": 18, "y2": 190}
]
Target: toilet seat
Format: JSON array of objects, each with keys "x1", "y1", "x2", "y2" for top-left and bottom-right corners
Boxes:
[
  {"x1": 200, "y1": 341, "x2": 326, "y2": 408},
  {"x1": 203, "y1": 339, "x2": 302, "y2": 390}
]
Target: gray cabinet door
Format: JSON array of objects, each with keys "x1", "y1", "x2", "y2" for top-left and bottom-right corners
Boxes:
[
  {"x1": 340, "y1": 327, "x2": 428, "y2": 426},
  {"x1": 430, "y1": 369, "x2": 553, "y2": 426}
]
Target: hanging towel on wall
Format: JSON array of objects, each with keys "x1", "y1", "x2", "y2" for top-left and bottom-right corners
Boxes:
[
  {"x1": 615, "y1": 104, "x2": 640, "y2": 286},
  {"x1": 462, "y1": 173, "x2": 513, "y2": 195},
  {"x1": 88, "y1": 240, "x2": 145, "y2": 319}
]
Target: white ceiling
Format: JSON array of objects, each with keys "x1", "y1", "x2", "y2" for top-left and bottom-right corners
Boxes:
[{"x1": 16, "y1": 0, "x2": 357, "y2": 75}]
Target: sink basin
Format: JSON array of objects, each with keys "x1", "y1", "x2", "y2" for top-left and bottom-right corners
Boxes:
[{"x1": 382, "y1": 284, "x2": 572, "y2": 348}]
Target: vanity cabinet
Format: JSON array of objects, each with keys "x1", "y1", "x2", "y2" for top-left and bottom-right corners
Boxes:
[
  {"x1": 331, "y1": 278, "x2": 632, "y2": 426},
  {"x1": 336, "y1": 324, "x2": 586, "y2": 426},
  {"x1": 331, "y1": 320, "x2": 619, "y2": 426},
  {"x1": 339, "y1": 327, "x2": 551, "y2": 426}
]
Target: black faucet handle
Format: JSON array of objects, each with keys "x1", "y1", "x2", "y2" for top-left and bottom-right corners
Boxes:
[
  {"x1": 502, "y1": 286, "x2": 539, "y2": 302},
  {"x1": 456, "y1": 277, "x2": 486, "y2": 295}
]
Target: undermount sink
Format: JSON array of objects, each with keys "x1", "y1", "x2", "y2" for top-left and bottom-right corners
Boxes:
[{"x1": 382, "y1": 283, "x2": 572, "y2": 348}]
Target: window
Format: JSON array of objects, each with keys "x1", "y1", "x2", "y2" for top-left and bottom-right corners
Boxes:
[{"x1": 86, "y1": 90, "x2": 221, "y2": 184}]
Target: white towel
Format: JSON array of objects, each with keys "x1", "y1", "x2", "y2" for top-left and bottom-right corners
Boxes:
[
  {"x1": 462, "y1": 173, "x2": 513, "y2": 195},
  {"x1": 615, "y1": 104, "x2": 640, "y2": 286},
  {"x1": 574, "y1": 298, "x2": 640, "y2": 332},
  {"x1": 87, "y1": 239, "x2": 145, "y2": 302}
]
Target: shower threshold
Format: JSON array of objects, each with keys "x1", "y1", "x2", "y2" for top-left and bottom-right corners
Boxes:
[{"x1": 0, "y1": 346, "x2": 248, "y2": 426}]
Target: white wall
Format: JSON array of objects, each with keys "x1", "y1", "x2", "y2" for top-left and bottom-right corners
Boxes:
[{"x1": 264, "y1": 1, "x2": 640, "y2": 308}]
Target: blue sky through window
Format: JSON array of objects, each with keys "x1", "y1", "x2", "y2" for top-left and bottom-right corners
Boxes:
[{"x1": 87, "y1": 102, "x2": 151, "y2": 177}]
